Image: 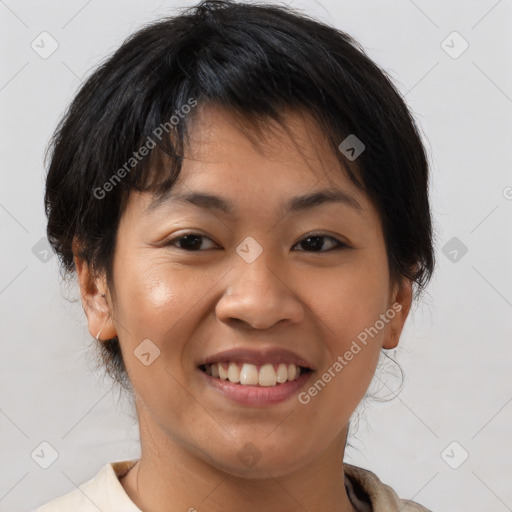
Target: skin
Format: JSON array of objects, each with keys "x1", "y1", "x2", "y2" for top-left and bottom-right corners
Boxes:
[{"x1": 74, "y1": 103, "x2": 412, "y2": 512}]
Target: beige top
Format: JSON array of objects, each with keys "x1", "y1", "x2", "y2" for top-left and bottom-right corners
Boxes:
[{"x1": 34, "y1": 459, "x2": 432, "y2": 511}]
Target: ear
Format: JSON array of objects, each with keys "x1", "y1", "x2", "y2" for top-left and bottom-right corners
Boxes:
[
  {"x1": 73, "y1": 242, "x2": 117, "y2": 341},
  {"x1": 382, "y1": 278, "x2": 413, "y2": 350}
]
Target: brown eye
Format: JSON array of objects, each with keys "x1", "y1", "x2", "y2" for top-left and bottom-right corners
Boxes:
[
  {"x1": 165, "y1": 233, "x2": 218, "y2": 251},
  {"x1": 293, "y1": 235, "x2": 346, "y2": 252},
  {"x1": 163, "y1": 232, "x2": 347, "y2": 252}
]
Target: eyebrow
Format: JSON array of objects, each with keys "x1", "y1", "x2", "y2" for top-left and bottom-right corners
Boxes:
[{"x1": 145, "y1": 187, "x2": 364, "y2": 217}]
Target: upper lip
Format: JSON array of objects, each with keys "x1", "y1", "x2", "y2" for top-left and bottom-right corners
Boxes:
[{"x1": 198, "y1": 347, "x2": 315, "y2": 369}]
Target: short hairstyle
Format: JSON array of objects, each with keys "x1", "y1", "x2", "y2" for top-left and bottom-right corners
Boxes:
[{"x1": 44, "y1": 0, "x2": 436, "y2": 391}]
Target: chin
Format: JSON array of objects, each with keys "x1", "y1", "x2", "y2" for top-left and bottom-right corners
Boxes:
[{"x1": 202, "y1": 442, "x2": 314, "y2": 479}]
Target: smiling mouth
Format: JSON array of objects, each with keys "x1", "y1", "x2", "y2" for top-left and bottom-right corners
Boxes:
[{"x1": 198, "y1": 361, "x2": 312, "y2": 387}]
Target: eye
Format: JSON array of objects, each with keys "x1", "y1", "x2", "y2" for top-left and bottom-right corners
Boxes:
[
  {"x1": 164, "y1": 233, "x2": 218, "y2": 251},
  {"x1": 292, "y1": 234, "x2": 347, "y2": 252},
  {"x1": 163, "y1": 232, "x2": 347, "y2": 252}
]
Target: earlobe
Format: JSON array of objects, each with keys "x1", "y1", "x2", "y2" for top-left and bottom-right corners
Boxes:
[
  {"x1": 73, "y1": 252, "x2": 117, "y2": 341},
  {"x1": 382, "y1": 278, "x2": 413, "y2": 350}
]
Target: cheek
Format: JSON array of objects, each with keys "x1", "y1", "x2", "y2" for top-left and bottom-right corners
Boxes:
[
  {"x1": 114, "y1": 256, "x2": 206, "y2": 337},
  {"x1": 113, "y1": 260, "x2": 213, "y2": 416},
  {"x1": 292, "y1": 340, "x2": 380, "y2": 462},
  {"x1": 302, "y1": 254, "x2": 389, "y2": 396},
  {"x1": 304, "y1": 256, "x2": 390, "y2": 338},
  {"x1": 112, "y1": 257, "x2": 222, "y2": 387}
]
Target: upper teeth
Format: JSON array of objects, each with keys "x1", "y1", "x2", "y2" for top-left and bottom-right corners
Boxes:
[{"x1": 204, "y1": 362, "x2": 302, "y2": 386}]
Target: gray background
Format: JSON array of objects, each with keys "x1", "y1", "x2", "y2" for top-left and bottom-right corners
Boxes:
[{"x1": 1, "y1": 0, "x2": 511, "y2": 510}]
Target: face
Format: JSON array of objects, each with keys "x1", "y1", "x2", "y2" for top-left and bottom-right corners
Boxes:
[{"x1": 76, "y1": 104, "x2": 412, "y2": 478}]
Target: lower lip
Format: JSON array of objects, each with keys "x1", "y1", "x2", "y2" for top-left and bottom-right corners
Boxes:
[{"x1": 198, "y1": 368, "x2": 314, "y2": 406}]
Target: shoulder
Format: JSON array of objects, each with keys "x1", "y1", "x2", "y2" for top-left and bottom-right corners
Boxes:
[
  {"x1": 33, "y1": 460, "x2": 140, "y2": 512},
  {"x1": 344, "y1": 463, "x2": 433, "y2": 512},
  {"x1": 33, "y1": 464, "x2": 110, "y2": 512}
]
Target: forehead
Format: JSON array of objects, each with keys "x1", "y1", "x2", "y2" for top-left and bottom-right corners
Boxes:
[
  {"x1": 171, "y1": 104, "x2": 364, "y2": 199},
  {"x1": 185, "y1": 103, "x2": 340, "y2": 171},
  {"x1": 124, "y1": 103, "x2": 375, "y2": 225}
]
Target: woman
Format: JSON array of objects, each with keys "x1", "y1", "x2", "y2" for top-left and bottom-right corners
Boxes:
[{"x1": 36, "y1": 0, "x2": 435, "y2": 510}]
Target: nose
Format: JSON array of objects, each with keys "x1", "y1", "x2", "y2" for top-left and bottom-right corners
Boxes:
[{"x1": 214, "y1": 251, "x2": 305, "y2": 330}]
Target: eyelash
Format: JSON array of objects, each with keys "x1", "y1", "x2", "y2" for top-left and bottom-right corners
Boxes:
[{"x1": 163, "y1": 232, "x2": 348, "y2": 252}]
